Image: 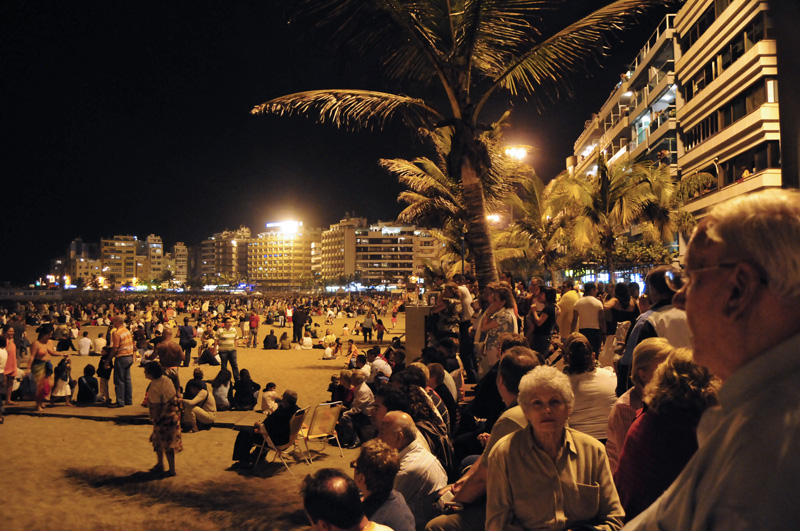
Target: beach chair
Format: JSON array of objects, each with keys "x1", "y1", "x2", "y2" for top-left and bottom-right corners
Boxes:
[
  {"x1": 253, "y1": 407, "x2": 308, "y2": 475},
  {"x1": 299, "y1": 401, "x2": 344, "y2": 464}
]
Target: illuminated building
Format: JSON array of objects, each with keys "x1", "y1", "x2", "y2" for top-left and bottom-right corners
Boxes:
[
  {"x1": 676, "y1": 0, "x2": 781, "y2": 216},
  {"x1": 320, "y1": 216, "x2": 368, "y2": 280},
  {"x1": 100, "y1": 235, "x2": 138, "y2": 284},
  {"x1": 247, "y1": 221, "x2": 322, "y2": 289}
]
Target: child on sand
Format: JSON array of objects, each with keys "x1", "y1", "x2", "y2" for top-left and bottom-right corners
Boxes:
[
  {"x1": 51, "y1": 356, "x2": 74, "y2": 406},
  {"x1": 261, "y1": 382, "x2": 278, "y2": 415}
]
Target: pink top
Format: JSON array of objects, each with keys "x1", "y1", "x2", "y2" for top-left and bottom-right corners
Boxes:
[{"x1": 4, "y1": 340, "x2": 17, "y2": 375}]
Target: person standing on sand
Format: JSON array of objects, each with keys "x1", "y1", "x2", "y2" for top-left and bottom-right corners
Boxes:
[
  {"x1": 108, "y1": 316, "x2": 134, "y2": 408},
  {"x1": 29, "y1": 329, "x2": 59, "y2": 412},
  {"x1": 3, "y1": 327, "x2": 18, "y2": 406},
  {"x1": 144, "y1": 362, "x2": 181, "y2": 478}
]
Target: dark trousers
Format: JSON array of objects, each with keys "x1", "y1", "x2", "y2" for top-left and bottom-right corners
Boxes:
[
  {"x1": 219, "y1": 350, "x2": 240, "y2": 382},
  {"x1": 579, "y1": 328, "x2": 603, "y2": 356},
  {"x1": 337, "y1": 412, "x2": 372, "y2": 446},
  {"x1": 362, "y1": 327, "x2": 373, "y2": 342},
  {"x1": 459, "y1": 321, "x2": 477, "y2": 383},
  {"x1": 181, "y1": 344, "x2": 192, "y2": 367}
]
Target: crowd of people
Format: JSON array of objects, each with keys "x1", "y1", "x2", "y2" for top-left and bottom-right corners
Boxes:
[
  {"x1": 282, "y1": 189, "x2": 800, "y2": 530},
  {"x1": 3, "y1": 189, "x2": 800, "y2": 529}
]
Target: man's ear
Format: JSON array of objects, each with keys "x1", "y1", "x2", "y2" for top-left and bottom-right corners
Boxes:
[{"x1": 723, "y1": 263, "x2": 762, "y2": 320}]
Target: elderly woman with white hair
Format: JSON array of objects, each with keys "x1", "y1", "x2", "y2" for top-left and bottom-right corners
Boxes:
[{"x1": 486, "y1": 365, "x2": 624, "y2": 531}]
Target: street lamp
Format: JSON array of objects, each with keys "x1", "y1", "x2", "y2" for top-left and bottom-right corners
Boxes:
[{"x1": 504, "y1": 146, "x2": 528, "y2": 161}]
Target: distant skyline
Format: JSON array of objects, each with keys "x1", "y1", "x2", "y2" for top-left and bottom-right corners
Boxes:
[{"x1": 1, "y1": 1, "x2": 670, "y2": 285}]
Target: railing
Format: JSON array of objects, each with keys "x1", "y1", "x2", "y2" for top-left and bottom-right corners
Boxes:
[{"x1": 628, "y1": 14, "x2": 676, "y2": 74}]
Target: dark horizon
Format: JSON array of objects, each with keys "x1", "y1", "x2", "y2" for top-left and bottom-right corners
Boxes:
[{"x1": 1, "y1": 1, "x2": 668, "y2": 285}]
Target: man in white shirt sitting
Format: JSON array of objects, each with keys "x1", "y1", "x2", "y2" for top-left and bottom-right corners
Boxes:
[
  {"x1": 379, "y1": 411, "x2": 447, "y2": 529},
  {"x1": 78, "y1": 331, "x2": 93, "y2": 356}
]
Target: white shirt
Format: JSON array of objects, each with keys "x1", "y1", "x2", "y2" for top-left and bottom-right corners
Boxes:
[
  {"x1": 574, "y1": 295, "x2": 604, "y2": 330},
  {"x1": 568, "y1": 367, "x2": 618, "y2": 440},
  {"x1": 457, "y1": 285, "x2": 474, "y2": 321},
  {"x1": 395, "y1": 438, "x2": 448, "y2": 528},
  {"x1": 94, "y1": 337, "x2": 107, "y2": 353},
  {"x1": 78, "y1": 337, "x2": 93, "y2": 356},
  {"x1": 368, "y1": 357, "x2": 392, "y2": 383}
]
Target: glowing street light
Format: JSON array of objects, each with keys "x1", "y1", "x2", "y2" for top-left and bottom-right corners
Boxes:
[{"x1": 504, "y1": 146, "x2": 528, "y2": 161}]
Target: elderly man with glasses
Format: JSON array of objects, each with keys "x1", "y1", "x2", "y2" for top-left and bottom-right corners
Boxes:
[{"x1": 623, "y1": 189, "x2": 800, "y2": 529}]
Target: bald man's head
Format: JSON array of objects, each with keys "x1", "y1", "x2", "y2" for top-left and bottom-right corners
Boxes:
[{"x1": 379, "y1": 411, "x2": 416, "y2": 450}]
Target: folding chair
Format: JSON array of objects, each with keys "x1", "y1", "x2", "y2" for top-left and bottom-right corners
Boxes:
[
  {"x1": 299, "y1": 401, "x2": 344, "y2": 464},
  {"x1": 253, "y1": 407, "x2": 308, "y2": 475}
]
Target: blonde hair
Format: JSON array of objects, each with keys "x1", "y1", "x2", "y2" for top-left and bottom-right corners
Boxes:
[
  {"x1": 644, "y1": 349, "x2": 720, "y2": 418},
  {"x1": 631, "y1": 338, "x2": 673, "y2": 388},
  {"x1": 700, "y1": 189, "x2": 800, "y2": 299}
]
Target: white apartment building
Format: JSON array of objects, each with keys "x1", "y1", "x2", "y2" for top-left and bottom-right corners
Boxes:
[{"x1": 676, "y1": 0, "x2": 780, "y2": 216}]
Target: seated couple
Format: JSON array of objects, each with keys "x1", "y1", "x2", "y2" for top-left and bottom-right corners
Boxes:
[{"x1": 231, "y1": 389, "x2": 300, "y2": 466}]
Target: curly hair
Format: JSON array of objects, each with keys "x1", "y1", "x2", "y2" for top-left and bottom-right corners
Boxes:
[
  {"x1": 644, "y1": 349, "x2": 720, "y2": 418},
  {"x1": 519, "y1": 365, "x2": 575, "y2": 413},
  {"x1": 355, "y1": 439, "x2": 400, "y2": 496}
]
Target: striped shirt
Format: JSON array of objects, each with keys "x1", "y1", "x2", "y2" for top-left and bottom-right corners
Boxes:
[
  {"x1": 113, "y1": 327, "x2": 134, "y2": 358},
  {"x1": 216, "y1": 327, "x2": 238, "y2": 351}
]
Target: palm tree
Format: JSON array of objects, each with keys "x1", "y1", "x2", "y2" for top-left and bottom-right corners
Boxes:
[
  {"x1": 382, "y1": 119, "x2": 529, "y2": 265},
  {"x1": 545, "y1": 153, "x2": 656, "y2": 280},
  {"x1": 637, "y1": 165, "x2": 716, "y2": 243},
  {"x1": 252, "y1": 0, "x2": 671, "y2": 289}
]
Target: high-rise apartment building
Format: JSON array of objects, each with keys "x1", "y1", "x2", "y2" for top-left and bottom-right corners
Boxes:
[
  {"x1": 568, "y1": 14, "x2": 679, "y2": 176},
  {"x1": 145, "y1": 234, "x2": 164, "y2": 281},
  {"x1": 676, "y1": 0, "x2": 780, "y2": 216},
  {"x1": 321, "y1": 216, "x2": 367, "y2": 281},
  {"x1": 565, "y1": 0, "x2": 782, "y2": 232},
  {"x1": 100, "y1": 235, "x2": 137, "y2": 284},
  {"x1": 248, "y1": 221, "x2": 322, "y2": 289},
  {"x1": 354, "y1": 222, "x2": 439, "y2": 286},
  {"x1": 173, "y1": 242, "x2": 188, "y2": 283},
  {"x1": 213, "y1": 226, "x2": 251, "y2": 282}
]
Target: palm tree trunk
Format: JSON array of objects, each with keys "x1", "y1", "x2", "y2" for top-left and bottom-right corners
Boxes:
[{"x1": 461, "y1": 159, "x2": 499, "y2": 289}]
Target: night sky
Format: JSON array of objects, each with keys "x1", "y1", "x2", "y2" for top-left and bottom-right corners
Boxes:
[{"x1": 1, "y1": 1, "x2": 669, "y2": 285}]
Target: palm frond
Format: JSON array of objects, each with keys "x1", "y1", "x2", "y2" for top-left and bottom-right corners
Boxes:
[
  {"x1": 476, "y1": 0, "x2": 673, "y2": 113},
  {"x1": 251, "y1": 89, "x2": 442, "y2": 131}
]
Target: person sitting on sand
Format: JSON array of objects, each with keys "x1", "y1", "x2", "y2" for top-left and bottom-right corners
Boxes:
[
  {"x1": 262, "y1": 329, "x2": 278, "y2": 350},
  {"x1": 278, "y1": 332, "x2": 292, "y2": 350},
  {"x1": 76, "y1": 364, "x2": 102, "y2": 404},
  {"x1": 231, "y1": 389, "x2": 300, "y2": 466},
  {"x1": 231, "y1": 368, "x2": 261, "y2": 411},
  {"x1": 181, "y1": 377, "x2": 216, "y2": 432},
  {"x1": 212, "y1": 369, "x2": 233, "y2": 411}
]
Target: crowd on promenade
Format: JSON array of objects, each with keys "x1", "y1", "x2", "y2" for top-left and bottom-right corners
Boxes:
[{"x1": 4, "y1": 190, "x2": 800, "y2": 529}]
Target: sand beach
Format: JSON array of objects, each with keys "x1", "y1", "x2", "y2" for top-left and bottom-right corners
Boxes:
[{"x1": 2, "y1": 312, "x2": 406, "y2": 530}]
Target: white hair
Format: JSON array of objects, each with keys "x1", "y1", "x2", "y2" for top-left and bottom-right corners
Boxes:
[
  {"x1": 700, "y1": 189, "x2": 800, "y2": 299},
  {"x1": 518, "y1": 365, "x2": 575, "y2": 412}
]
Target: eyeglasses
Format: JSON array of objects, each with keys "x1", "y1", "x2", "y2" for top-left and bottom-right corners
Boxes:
[{"x1": 666, "y1": 261, "x2": 768, "y2": 291}]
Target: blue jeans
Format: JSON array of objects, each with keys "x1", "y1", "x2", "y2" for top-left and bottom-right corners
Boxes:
[
  {"x1": 219, "y1": 350, "x2": 240, "y2": 382},
  {"x1": 113, "y1": 355, "x2": 134, "y2": 406}
]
